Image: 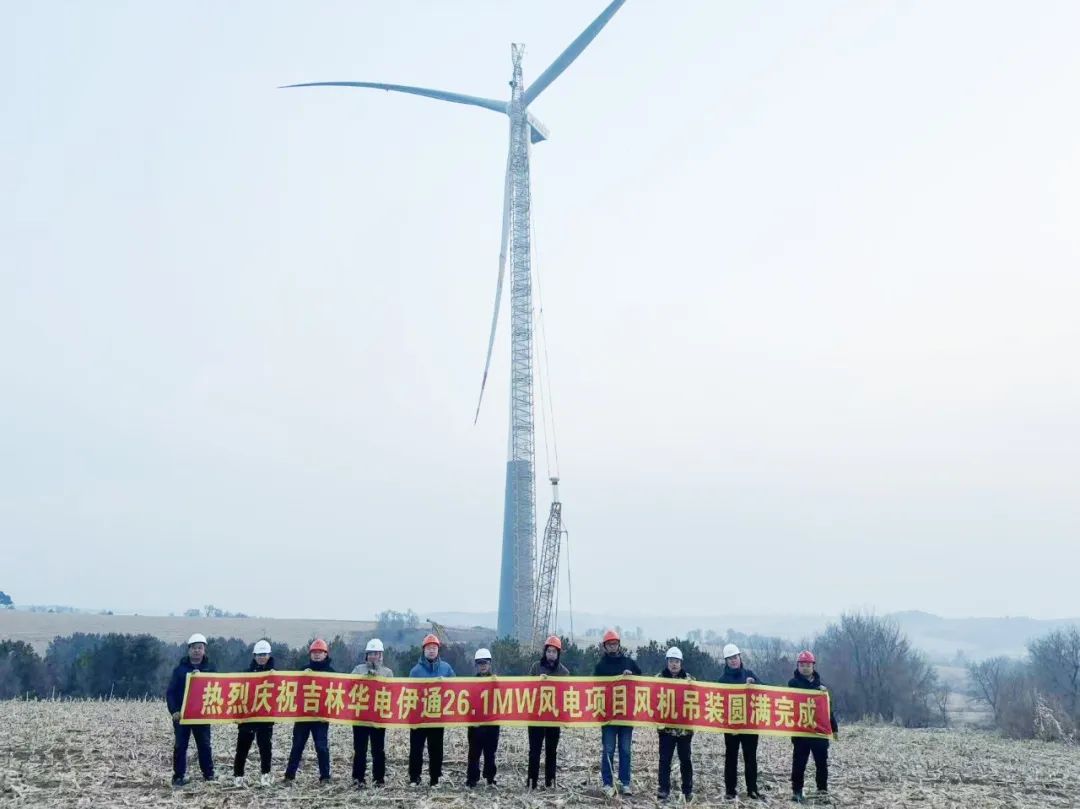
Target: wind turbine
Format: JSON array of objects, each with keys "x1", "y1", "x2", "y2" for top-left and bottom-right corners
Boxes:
[{"x1": 285, "y1": 1, "x2": 626, "y2": 642}]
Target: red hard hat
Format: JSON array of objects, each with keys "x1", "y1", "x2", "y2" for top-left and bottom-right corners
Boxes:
[
  {"x1": 309, "y1": 638, "x2": 329, "y2": 653},
  {"x1": 602, "y1": 629, "x2": 620, "y2": 644},
  {"x1": 422, "y1": 633, "x2": 441, "y2": 648},
  {"x1": 544, "y1": 635, "x2": 563, "y2": 651},
  {"x1": 797, "y1": 650, "x2": 816, "y2": 664}
]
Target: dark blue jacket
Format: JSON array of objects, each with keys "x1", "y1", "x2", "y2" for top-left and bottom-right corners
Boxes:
[
  {"x1": 718, "y1": 664, "x2": 758, "y2": 685},
  {"x1": 409, "y1": 656, "x2": 455, "y2": 677},
  {"x1": 788, "y1": 669, "x2": 839, "y2": 734},
  {"x1": 166, "y1": 655, "x2": 214, "y2": 714},
  {"x1": 296, "y1": 657, "x2": 335, "y2": 726}
]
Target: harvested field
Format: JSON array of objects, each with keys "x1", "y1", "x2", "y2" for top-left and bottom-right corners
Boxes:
[
  {"x1": 1, "y1": 700, "x2": 1078, "y2": 807},
  {"x1": 0, "y1": 612, "x2": 377, "y2": 655}
]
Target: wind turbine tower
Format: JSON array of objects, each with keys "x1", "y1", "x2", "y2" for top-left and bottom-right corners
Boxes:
[{"x1": 286, "y1": 1, "x2": 626, "y2": 641}]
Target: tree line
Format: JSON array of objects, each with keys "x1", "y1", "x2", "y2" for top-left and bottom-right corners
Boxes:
[{"x1": 967, "y1": 627, "x2": 1080, "y2": 740}]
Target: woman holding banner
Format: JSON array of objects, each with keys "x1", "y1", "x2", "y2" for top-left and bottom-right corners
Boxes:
[
  {"x1": 233, "y1": 640, "x2": 275, "y2": 787},
  {"x1": 527, "y1": 635, "x2": 571, "y2": 789},
  {"x1": 656, "y1": 647, "x2": 694, "y2": 802},
  {"x1": 350, "y1": 638, "x2": 393, "y2": 789},
  {"x1": 720, "y1": 643, "x2": 761, "y2": 800},
  {"x1": 595, "y1": 629, "x2": 641, "y2": 797}
]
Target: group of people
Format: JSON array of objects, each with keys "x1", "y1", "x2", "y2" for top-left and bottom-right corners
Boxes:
[{"x1": 166, "y1": 629, "x2": 838, "y2": 802}]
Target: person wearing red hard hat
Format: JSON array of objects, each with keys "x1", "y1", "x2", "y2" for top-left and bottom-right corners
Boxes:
[
  {"x1": 526, "y1": 635, "x2": 571, "y2": 788},
  {"x1": 594, "y1": 629, "x2": 642, "y2": 797},
  {"x1": 788, "y1": 650, "x2": 838, "y2": 803},
  {"x1": 407, "y1": 633, "x2": 455, "y2": 786},
  {"x1": 284, "y1": 638, "x2": 336, "y2": 784}
]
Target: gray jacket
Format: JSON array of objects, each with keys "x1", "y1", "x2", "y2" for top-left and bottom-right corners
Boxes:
[{"x1": 351, "y1": 662, "x2": 394, "y2": 677}]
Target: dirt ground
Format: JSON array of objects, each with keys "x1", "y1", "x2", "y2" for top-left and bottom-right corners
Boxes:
[{"x1": 1, "y1": 700, "x2": 1078, "y2": 807}]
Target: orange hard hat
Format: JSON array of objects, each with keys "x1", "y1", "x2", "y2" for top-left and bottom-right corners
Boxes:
[
  {"x1": 422, "y1": 633, "x2": 441, "y2": 648},
  {"x1": 544, "y1": 635, "x2": 563, "y2": 651},
  {"x1": 309, "y1": 638, "x2": 329, "y2": 653},
  {"x1": 602, "y1": 629, "x2": 620, "y2": 644}
]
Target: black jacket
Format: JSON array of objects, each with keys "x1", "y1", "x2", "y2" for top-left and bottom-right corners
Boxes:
[
  {"x1": 305, "y1": 657, "x2": 334, "y2": 673},
  {"x1": 594, "y1": 652, "x2": 641, "y2": 677},
  {"x1": 166, "y1": 655, "x2": 214, "y2": 714},
  {"x1": 657, "y1": 667, "x2": 693, "y2": 736},
  {"x1": 788, "y1": 669, "x2": 839, "y2": 734},
  {"x1": 296, "y1": 657, "x2": 334, "y2": 725},
  {"x1": 718, "y1": 664, "x2": 758, "y2": 685},
  {"x1": 249, "y1": 656, "x2": 275, "y2": 672}
]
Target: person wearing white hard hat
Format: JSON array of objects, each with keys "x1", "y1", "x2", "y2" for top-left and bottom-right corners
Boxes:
[
  {"x1": 165, "y1": 633, "x2": 215, "y2": 787},
  {"x1": 656, "y1": 647, "x2": 694, "y2": 802},
  {"x1": 719, "y1": 643, "x2": 761, "y2": 800},
  {"x1": 466, "y1": 648, "x2": 500, "y2": 788},
  {"x1": 350, "y1": 638, "x2": 394, "y2": 788},
  {"x1": 234, "y1": 640, "x2": 276, "y2": 787}
]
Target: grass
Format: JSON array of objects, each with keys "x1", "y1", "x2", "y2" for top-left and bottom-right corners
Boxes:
[{"x1": 1, "y1": 700, "x2": 1078, "y2": 807}]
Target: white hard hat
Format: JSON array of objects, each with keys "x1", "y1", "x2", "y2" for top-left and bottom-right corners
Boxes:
[
  {"x1": 666, "y1": 646, "x2": 683, "y2": 660},
  {"x1": 253, "y1": 640, "x2": 272, "y2": 655},
  {"x1": 187, "y1": 633, "x2": 207, "y2": 646},
  {"x1": 474, "y1": 648, "x2": 492, "y2": 661},
  {"x1": 366, "y1": 638, "x2": 384, "y2": 653},
  {"x1": 722, "y1": 643, "x2": 741, "y2": 659}
]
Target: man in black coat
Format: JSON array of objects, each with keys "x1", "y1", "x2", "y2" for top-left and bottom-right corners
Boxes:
[
  {"x1": 284, "y1": 639, "x2": 335, "y2": 783},
  {"x1": 788, "y1": 650, "x2": 839, "y2": 803},
  {"x1": 165, "y1": 633, "x2": 215, "y2": 787}
]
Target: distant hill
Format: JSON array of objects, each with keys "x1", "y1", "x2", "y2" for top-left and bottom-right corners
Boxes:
[{"x1": 428, "y1": 610, "x2": 1080, "y2": 661}]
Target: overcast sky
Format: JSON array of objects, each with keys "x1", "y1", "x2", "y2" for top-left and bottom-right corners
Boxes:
[{"x1": 4, "y1": 1, "x2": 1078, "y2": 622}]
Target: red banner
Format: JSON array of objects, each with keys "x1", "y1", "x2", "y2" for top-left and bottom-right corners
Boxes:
[{"x1": 180, "y1": 673, "x2": 832, "y2": 738}]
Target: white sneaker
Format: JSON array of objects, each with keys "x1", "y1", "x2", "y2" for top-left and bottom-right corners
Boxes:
[
  {"x1": 260, "y1": 773, "x2": 272, "y2": 787},
  {"x1": 604, "y1": 786, "x2": 616, "y2": 798},
  {"x1": 233, "y1": 776, "x2": 245, "y2": 787},
  {"x1": 621, "y1": 784, "x2": 634, "y2": 796}
]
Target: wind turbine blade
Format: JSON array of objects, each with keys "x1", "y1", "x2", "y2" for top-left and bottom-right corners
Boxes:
[
  {"x1": 282, "y1": 81, "x2": 507, "y2": 115},
  {"x1": 474, "y1": 149, "x2": 514, "y2": 424},
  {"x1": 527, "y1": 112, "x2": 550, "y2": 143},
  {"x1": 522, "y1": 0, "x2": 626, "y2": 107}
]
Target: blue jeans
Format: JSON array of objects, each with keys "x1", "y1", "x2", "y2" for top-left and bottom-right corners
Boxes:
[{"x1": 601, "y1": 725, "x2": 633, "y2": 787}]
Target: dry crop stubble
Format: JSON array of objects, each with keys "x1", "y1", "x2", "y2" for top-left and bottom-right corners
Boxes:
[{"x1": 2, "y1": 700, "x2": 1079, "y2": 807}]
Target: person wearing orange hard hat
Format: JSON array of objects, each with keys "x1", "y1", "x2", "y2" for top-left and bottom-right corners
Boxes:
[
  {"x1": 284, "y1": 638, "x2": 336, "y2": 784},
  {"x1": 407, "y1": 633, "x2": 455, "y2": 787},
  {"x1": 526, "y1": 635, "x2": 571, "y2": 788},
  {"x1": 594, "y1": 629, "x2": 641, "y2": 797},
  {"x1": 788, "y1": 650, "x2": 838, "y2": 803}
]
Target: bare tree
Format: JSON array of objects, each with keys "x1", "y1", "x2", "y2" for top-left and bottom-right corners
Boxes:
[
  {"x1": 1028, "y1": 628, "x2": 1080, "y2": 723},
  {"x1": 968, "y1": 656, "x2": 1011, "y2": 724},
  {"x1": 814, "y1": 612, "x2": 938, "y2": 726}
]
